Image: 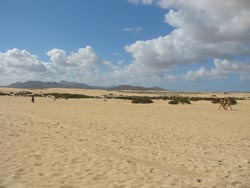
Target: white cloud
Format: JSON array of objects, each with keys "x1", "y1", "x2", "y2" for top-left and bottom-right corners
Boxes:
[
  {"x1": 125, "y1": 0, "x2": 250, "y2": 79},
  {"x1": 0, "y1": 48, "x2": 48, "y2": 84},
  {"x1": 47, "y1": 49, "x2": 67, "y2": 65},
  {"x1": 117, "y1": 60, "x2": 125, "y2": 65},
  {"x1": 68, "y1": 46, "x2": 103, "y2": 68},
  {"x1": 162, "y1": 0, "x2": 250, "y2": 43},
  {"x1": 181, "y1": 59, "x2": 250, "y2": 81},
  {"x1": 123, "y1": 27, "x2": 143, "y2": 34},
  {"x1": 1, "y1": 1, "x2": 250, "y2": 87},
  {"x1": 0, "y1": 48, "x2": 46, "y2": 73},
  {"x1": 45, "y1": 46, "x2": 118, "y2": 85},
  {"x1": 47, "y1": 45, "x2": 106, "y2": 69},
  {"x1": 0, "y1": 46, "x2": 114, "y2": 85}
]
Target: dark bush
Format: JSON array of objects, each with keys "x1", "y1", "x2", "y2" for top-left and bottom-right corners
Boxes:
[
  {"x1": 32, "y1": 94, "x2": 43, "y2": 97},
  {"x1": 0, "y1": 92, "x2": 11, "y2": 96},
  {"x1": 211, "y1": 98, "x2": 221, "y2": 104},
  {"x1": 14, "y1": 91, "x2": 33, "y2": 96},
  {"x1": 211, "y1": 98, "x2": 237, "y2": 105},
  {"x1": 115, "y1": 96, "x2": 136, "y2": 100},
  {"x1": 131, "y1": 97, "x2": 153, "y2": 104},
  {"x1": 161, "y1": 96, "x2": 169, "y2": 100},
  {"x1": 168, "y1": 100, "x2": 179, "y2": 104},
  {"x1": 230, "y1": 98, "x2": 237, "y2": 105},
  {"x1": 179, "y1": 97, "x2": 191, "y2": 104},
  {"x1": 189, "y1": 97, "x2": 216, "y2": 101},
  {"x1": 168, "y1": 96, "x2": 191, "y2": 105},
  {"x1": 43, "y1": 93, "x2": 93, "y2": 99}
]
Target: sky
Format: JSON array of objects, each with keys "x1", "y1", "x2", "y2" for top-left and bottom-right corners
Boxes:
[{"x1": 0, "y1": 0, "x2": 250, "y2": 91}]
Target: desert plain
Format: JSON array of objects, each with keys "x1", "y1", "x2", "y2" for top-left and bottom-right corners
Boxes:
[{"x1": 0, "y1": 88, "x2": 250, "y2": 188}]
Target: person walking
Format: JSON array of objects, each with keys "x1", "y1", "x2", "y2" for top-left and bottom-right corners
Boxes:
[
  {"x1": 226, "y1": 97, "x2": 232, "y2": 110},
  {"x1": 219, "y1": 98, "x2": 226, "y2": 110}
]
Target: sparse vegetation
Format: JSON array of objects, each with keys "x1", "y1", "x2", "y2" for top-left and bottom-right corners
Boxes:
[
  {"x1": 211, "y1": 98, "x2": 220, "y2": 104},
  {"x1": 101, "y1": 94, "x2": 245, "y2": 105},
  {"x1": 179, "y1": 97, "x2": 191, "y2": 104},
  {"x1": 103, "y1": 94, "x2": 154, "y2": 104},
  {"x1": 230, "y1": 98, "x2": 237, "y2": 105},
  {"x1": 32, "y1": 94, "x2": 44, "y2": 97},
  {"x1": 168, "y1": 100, "x2": 179, "y2": 105},
  {"x1": 0, "y1": 92, "x2": 11, "y2": 96},
  {"x1": 0, "y1": 89, "x2": 245, "y2": 106},
  {"x1": 168, "y1": 96, "x2": 191, "y2": 105},
  {"x1": 14, "y1": 91, "x2": 33, "y2": 96},
  {"x1": 189, "y1": 97, "x2": 215, "y2": 101},
  {"x1": 43, "y1": 93, "x2": 94, "y2": 99},
  {"x1": 131, "y1": 97, "x2": 153, "y2": 104},
  {"x1": 211, "y1": 97, "x2": 238, "y2": 105}
]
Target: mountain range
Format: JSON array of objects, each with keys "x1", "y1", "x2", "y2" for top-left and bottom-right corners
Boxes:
[{"x1": 6, "y1": 81, "x2": 166, "y2": 91}]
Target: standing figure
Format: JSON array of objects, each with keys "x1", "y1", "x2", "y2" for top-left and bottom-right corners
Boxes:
[{"x1": 31, "y1": 96, "x2": 35, "y2": 103}]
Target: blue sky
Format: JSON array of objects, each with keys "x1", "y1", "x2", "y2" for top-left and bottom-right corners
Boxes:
[
  {"x1": 0, "y1": 0, "x2": 168, "y2": 60},
  {"x1": 0, "y1": 0, "x2": 250, "y2": 91}
]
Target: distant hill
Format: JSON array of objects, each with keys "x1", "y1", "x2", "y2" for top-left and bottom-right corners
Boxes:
[
  {"x1": 8, "y1": 81, "x2": 93, "y2": 89},
  {"x1": 108, "y1": 85, "x2": 166, "y2": 91},
  {"x1": 58, "y1": 81, "x2": 93, "y2": 89},
  {"x1": 8, "y1": 81, "x2": 61, "y2": 89},
  {"x1": 7, "y1": 81, "x2": 166, "y2": 91}
]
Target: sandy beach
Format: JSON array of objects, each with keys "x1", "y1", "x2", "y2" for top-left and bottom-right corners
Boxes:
[{"x1": 0, "y1": 89, "x2": 250, "y2": 188}]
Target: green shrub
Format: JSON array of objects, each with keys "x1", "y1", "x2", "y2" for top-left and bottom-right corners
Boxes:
[
  {"x1": 32, "y1": 94, "x2": 43, "y2": 97},
  {"x1": 211, "y1": 98, "x2": 220, "y2": 104},
  {"x1": 168, "y1": 100, "x2": 179, "y2": 104},
  {"x1": 189, "y1": 97, "x2": 216, "y2": 101},
  {"x1": 230, "y1": 98, "x2": 237, "y2": 105},
  {"x1": 168, "y1": 96, "x2": 191, "y2": 105},
  {"x1": 179, "y1": 97, "x2": 191, "y2": 104},
  {"x1": 211, "y1": 98, "x2": 237, "y2": 105},
  {"x1": 131, "y1": 97, "x2": 153, "y2": 104},
  {"x1": 161, "y1": 96, "x2": 169, "y2": 100},
  {"x1": 0, "y1": 92, "x2": 11, "y2": 96},
  {"x1": 14, "y1": 91, "x2": 33, "y2": 96},
  {"x1": 43, "y1": 93, "x2": 93, "y2": 99}
]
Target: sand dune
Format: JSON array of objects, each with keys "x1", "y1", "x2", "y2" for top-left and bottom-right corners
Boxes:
[{"x1": 0, "y1": 90, "x2": 250, "y2": 188}]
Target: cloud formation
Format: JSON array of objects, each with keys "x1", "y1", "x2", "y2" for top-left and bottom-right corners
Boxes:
[
  {"x1": 0, "y1": 48, "x2": 48, "y2": 84},
  {"x1": 126, "y1": 0, "x2": 250, "y2": 77},
  {"x1": 0, "y1": 46, "x2": 114, "y2": 85},
  {"x1": 0, "y1": 48, "x2": 46, "y2": 73},
  {"x1": 0, "y1": 1, "x2": 250, "y2": 89},
  {"x1": 47, "y1": 46, "x2": 108, "y2": 68},
  {"x1": 182, "y1": 59, "x2": 250, "y2": 81}
]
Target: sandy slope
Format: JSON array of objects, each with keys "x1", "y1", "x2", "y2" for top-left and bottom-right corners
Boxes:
[{"x1": 0, "y1": 93, "x2": 250, "y2": 188}]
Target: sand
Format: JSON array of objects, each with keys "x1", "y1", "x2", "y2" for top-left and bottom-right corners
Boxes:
[{"x1": 0, "y1": 89, "x2": 250, "y2": 188}]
